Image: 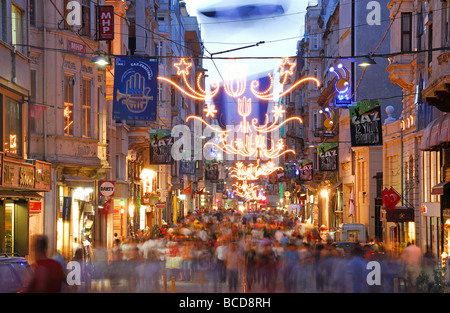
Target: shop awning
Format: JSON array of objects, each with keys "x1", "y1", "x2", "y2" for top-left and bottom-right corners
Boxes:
[
  {"x1": 431, "y1": 181, "x2": 450, "y2": 195},
  {"x1": 62, "y1": 174, "x2": 94, "y2": 188},
  {"x1": 419, "y1": 113, "x2": 450, "y2": 151},
  {"x1": 0, "y1": 190, "x2": 23, "y2": 198},
  {"x1": 0, "y1": 190, "x2": 43, "y2": 199},
  {"x1": 18, "y1": 191, "x2": 43, "y2": 199}
]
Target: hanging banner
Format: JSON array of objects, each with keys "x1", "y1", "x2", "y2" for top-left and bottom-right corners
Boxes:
[
  {"x1": 63, "y1": 197, "x2": 72, "y2": 221},
  {"x1": 349, "y1": 99, "x2": 383, "y2": 146},
  {"x1": 113, "y1": 56, "x2": 158, "y2": 121},
  {"x1": 318, "y1": 142, "x2": 339, "y2": 171},
  {"x1": 284, "y1": 163, "x2": 297, "y2": 179},
  {"x1": 297, "y1": 159, "x2": 313, "y2": 181},
  {"x1": 96, "y1": 5, "x2": 114, "y2": 40},
  {"x1": 205, "y1": 163, "x2": 219, "y2": 181},
  {"x1": 179, "y1": 159, "x2": 196, "y2": 175},
  {"x1": 150, "y1": 129, "x2": 173, "y2": 164}
]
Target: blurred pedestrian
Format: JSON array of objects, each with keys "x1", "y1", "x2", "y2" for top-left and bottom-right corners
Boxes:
[
  {"x1": 401, "y1": 241, "x2": 422, "y2": 291},
  {"x1": 26, "y1": 235, "x2": 66, "y2": 293},
  {"x1": 224, "y1": 242, "x2": 243, "y2": 292}
]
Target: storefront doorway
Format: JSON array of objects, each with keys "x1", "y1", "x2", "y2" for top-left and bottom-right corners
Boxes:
[{"x1": 0, "y1": 199, "x2": 29, "y2": 256}]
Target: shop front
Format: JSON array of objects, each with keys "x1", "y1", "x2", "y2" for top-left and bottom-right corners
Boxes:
[
  {"x1": 419, "y1": 114, "x2": 450, "y2": 261},
  {"x1": 0, "y1": 153, "x2": 52, "y2": 257},
  {"x1": 56, "y1": 175, "x2": 95, "y2": 260}
]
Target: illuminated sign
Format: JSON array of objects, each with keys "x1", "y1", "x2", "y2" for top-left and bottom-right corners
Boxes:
[{"x1": 329, "y1": 63, "x2": 352, "y2": 107}]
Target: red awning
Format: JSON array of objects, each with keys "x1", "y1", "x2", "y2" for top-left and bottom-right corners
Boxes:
[
  {"x1": 431, "y1": 181, "x2": 450, "y2": 195},
  {"x1": 419, "y1": 113, "x2": 450, "y2": 151}
]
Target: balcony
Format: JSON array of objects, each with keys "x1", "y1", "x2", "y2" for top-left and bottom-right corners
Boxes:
[{"x1": 386, "y1": 54, "x2": 416, "y2": 89}]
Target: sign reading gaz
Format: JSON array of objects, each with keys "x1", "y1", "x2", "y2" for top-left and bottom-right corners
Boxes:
[{"x1": 99, "y1": 181, "x2": 115, "y2": 197}]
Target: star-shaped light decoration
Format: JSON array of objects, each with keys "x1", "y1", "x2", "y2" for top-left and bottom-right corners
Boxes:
[
  {"x1": 174, "y1": 58, "x2": 192, "y2": 76},
  {"x1": 272, "y1": 105, "x2": 285, "y2": 119},
  {"x1": 279, "y1": 58, "x2": 296, "y2": 78},
  {"x1": 204, "y1": 104, "x2": 218, "y2": 118}
]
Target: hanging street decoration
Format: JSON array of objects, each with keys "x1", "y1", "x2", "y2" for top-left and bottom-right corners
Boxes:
[
  {"x1": 113, "y1": 56, "x2": 158, "y2": 121},
  {"x1": 329, "y1": 63, "x2": 352, "y2": 108},
  {"x1": 158, "y1": 58, "x2": 322, "y2": 202},
  {"x1": 349, "y1": 99, "x2": 383, "y2": 147},
  {"x1": 318, "y1": 142, "x2": 339, "y2": 171},
  {"x1": 319, "y1": 107, "x2": 335, "y2": 138}
]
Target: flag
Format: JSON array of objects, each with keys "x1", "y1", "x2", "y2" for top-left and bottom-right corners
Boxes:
[
  {"x1": 102, "y1": 199, "x2": 113, "y2": 215},
  {"x1": 349, "y1": 187, "x2": 355, "y2": 216},
  {"x1": 183, "y1": 184, "x2": 192, "y2": 195}
]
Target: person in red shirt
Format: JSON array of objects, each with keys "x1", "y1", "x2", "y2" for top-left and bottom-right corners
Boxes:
[{"x1": 25, "y1": 235, "x2": 67, "y2": 293}]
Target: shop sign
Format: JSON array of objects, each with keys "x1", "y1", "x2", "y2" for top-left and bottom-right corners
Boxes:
[
  {"x1": 29, "y1": 201, "x2": 42, "y2": 214},
  {"x1": 386, "y1": 206, "x2": 414, "y2": 222},
  {"x1": 1, "y1": 156, "x2": 51, "y2": 191},
  {"x1": 3, "y1": 161, "x2": 35, "y2": 188},
  {"x1": 96, "y1": 6, "x2": 114, "y2": 40},
  {"x1": 99, "y1": 181, "x2": 115, "y2": 197},
  {"x1": 67, "y1": 40, "x2": 86, "y2": 56},
  {"x1": 35, "y1": 161, "x2": 51, "y2": 191}
]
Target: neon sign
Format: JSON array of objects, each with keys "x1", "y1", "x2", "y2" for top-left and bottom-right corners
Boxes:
[{"x1": 329, "y1": 63, "x2": 352, "y2": 107}]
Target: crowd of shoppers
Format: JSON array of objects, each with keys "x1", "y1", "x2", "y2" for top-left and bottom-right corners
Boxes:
[
  {"x1": 54, "y1": 207, "x2": 442, "y2": 293},
  {"x1": 25, "y1": 207, "x2": 445, "y2": 293}
]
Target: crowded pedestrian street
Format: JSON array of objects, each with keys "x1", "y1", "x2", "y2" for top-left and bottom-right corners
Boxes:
[
  {"x1": 55, "y1": 208, "x2": 446, "y2": 294},
  {"x1": 1, "y1": 0, "x2": 450, "y2": 298}
]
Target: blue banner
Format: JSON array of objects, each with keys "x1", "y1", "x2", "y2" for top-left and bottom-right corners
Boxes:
[{"x1": 113, "y1": 56, "x2": 158, "y2": 121}]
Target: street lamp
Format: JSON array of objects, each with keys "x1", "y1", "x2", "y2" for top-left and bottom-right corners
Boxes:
[
  {"x1": 90, "y1": 51, "x2": 111, "y2": 66},
  {"x1": 358, "y1": 56, "x2": 376, "y2": 67}
]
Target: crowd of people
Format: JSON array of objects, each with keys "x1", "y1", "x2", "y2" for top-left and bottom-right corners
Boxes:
[{"x1": 26, "y1": 208, "x2": 445, "y2": 293}]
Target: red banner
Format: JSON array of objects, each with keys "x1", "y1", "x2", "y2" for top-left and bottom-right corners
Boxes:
[{"x1": 97, "y1": 6, "x2": 114, "y2": 40}]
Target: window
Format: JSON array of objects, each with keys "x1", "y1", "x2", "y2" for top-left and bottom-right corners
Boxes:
[
  {"x1": 423, "y1": 150, "x2": 441, "y2": 203},
  {"x1": 96, "y1": 85, "x2": 101, "y2": 140},
  {"x1": 313, "y1": 109, "x2": 319, "y2": 130},
  {"x1": 417, "y1": 4, "x2": 424, "y2": 51},
  {"x1": 11, "y1": 4, "x2": 25, "y2": 53},
  {"x1": 428, "y1": 23, "x2": 433, "y2": 64},
  {"x1": 0, "y1": 0, "x2": 6, "y2": 41},
  {"x1": 4, "y1": 98, "x2": 22, "y2": 156},
  {"x1": 401, "y1": 12, "x2": 412, "y2": 52},
  {"x1": 82, "y1": 79, "x2": 91, "y2": 137},
  {"x1": 313, "y1": 33, "x2": 319, "y2": 50},
  {"x1": 64, "y1": 75, "x2": 74, "y2": 136},
  {"x1": 158, "y1": 41, "x2": 164, "y2": 64},
  {"x1": 29, "y1": 70, "x2": 38, "y2": 133},
  {"x1": 30, "y1": 0, "x2": 36, "y2": 26},
  {"x1": 81, "y1": 0, "x2": 91, "y2": 37}
]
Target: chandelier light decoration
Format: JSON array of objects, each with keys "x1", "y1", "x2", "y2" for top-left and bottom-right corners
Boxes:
[
  {"x1": 158, "y1": 58, "x2": 321, "y2": 202},
  {"x1": 232, "y1": 180, "x2": 265, "y2": 201},
  {"x1": 229, "y1": 159, "x2": 282, "y2": 181}
]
